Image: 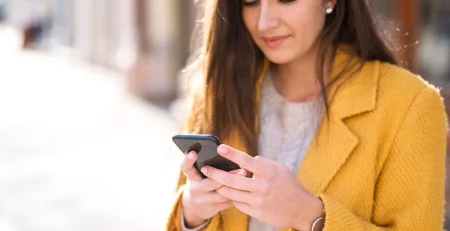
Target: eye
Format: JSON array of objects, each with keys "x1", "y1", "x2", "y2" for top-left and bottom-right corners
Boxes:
[
  {"x1": 243, "y1": 0, "x2": 259, "y2": 7},
  {"x1": 279, "y1": 0, "x2": 296, "y2": 3}
]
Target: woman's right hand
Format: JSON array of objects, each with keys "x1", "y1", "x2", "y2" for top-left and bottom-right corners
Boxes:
[{"x1": 180, "y1": 151, "x2": 245, "y2": 228}]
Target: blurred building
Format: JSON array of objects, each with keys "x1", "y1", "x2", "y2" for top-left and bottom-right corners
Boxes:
[
  {"x1": 66, "y1": 0, "x2": 193, "y2": 104},
  {"x1": 5, "y1": 0, "x2": 198, "y2": 105}
]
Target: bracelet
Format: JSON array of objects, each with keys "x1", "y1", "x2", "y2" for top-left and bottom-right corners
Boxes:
[{"x1": 311, "y1": 216, "x2": 325, "y2": 231}]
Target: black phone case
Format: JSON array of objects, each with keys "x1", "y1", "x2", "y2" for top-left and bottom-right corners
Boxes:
[{"x1": 172, "y1": 134, "x2": 240, "y2": 178}]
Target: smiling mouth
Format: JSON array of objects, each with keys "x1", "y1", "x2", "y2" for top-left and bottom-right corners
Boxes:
[{"x1": 262, "y1": 36, "x2": 290, "y2": 48}]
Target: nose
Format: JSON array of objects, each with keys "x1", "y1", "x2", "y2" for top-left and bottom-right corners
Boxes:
[{"x1": 257, "y1": 2, "x2": 280, "y2": 32}]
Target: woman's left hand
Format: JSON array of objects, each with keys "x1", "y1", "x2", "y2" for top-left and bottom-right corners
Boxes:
[{"x1": 200, "y1": 144, "x2": 324, "y2": 230}]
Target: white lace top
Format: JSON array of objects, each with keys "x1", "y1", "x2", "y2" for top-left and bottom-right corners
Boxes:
[{"x1": 248, "y1": 72, "x2": 323, "y2": 231}]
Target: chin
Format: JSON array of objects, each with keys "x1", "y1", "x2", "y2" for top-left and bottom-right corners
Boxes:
[{"x1": 263, "y1": 51, "x2": 296, "y2": 65}]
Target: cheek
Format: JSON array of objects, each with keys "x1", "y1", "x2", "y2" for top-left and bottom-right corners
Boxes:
[
  {"x1": 288, "y1": 7, "x2": 326, "y2": 48},
  {"x1": 241, "y1": 4, "x2": 327, "y2": 64},
  {"x1": 242, "y1": 9, "x2": 258, "y2": 41}
]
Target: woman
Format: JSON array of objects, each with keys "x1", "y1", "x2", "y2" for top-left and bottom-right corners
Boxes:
[{"x1": 166, "y1": 0, "x2": 447, "y2": 230}]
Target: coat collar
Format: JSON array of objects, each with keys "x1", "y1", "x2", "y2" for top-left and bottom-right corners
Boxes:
[
  {"x1": 255, "y1": 44, "x2": 379, "y2": 120},
  {"x1": 326, "y1": 44, "x2": 379, "y2": 120},
  {"x1": 297, "y1": 44, "x2": 380, "y2": 195}
]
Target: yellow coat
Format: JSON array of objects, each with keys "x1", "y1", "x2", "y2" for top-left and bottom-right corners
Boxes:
[{"x1": 166, "y1": 45, "x2": 448, "y2": 231}]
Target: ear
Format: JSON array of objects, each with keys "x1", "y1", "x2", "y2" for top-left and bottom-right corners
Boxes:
[{"x1": 325, "y1": 0, "x2": 337, "y2": 9}]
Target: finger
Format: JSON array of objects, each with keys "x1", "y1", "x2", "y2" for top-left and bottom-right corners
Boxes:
[
  {"x1": 217, "y1": 144, "x2": 264, "y2": 175},
  {"x1": 232, "y1": 201, "x2": 254, "y2": 216},
  {"x1": 196, "y1": 169, "x2": 247, "y2": 192},
  {"x1": 236, "y1": 168, "x2": 253, "y2": 178},
  {"x1": 180, "y1": 151, "x2": 203, "y2": 181},
  {"x1": 202, "y1": 192, "x2": 230, "y2": 203},
  {"x1": 198, "y1": 178, "x2": 224, "y2": 192},
  {"x1": 211, "y1": 201, "x2": 234, "y2": 213},
  {"x1": 201, "y1": 166, "x2": 258, "y2": 191},
  {"x1": 229, "y1": 169, "x2": 247, "y2": 176},
  {"x1": 216, "y1": 186, "x2": 254, "y2": 204}
]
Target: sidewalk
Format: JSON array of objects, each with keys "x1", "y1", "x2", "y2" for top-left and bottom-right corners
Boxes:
[{"x1": 0, "y1": 27, "x2": 183, "y2": 231}]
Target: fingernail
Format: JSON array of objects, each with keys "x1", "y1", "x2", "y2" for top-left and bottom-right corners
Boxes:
[
  {"x1": 187, "y1": 152, "x2": 194, "y2": 159},
  {"x1": 237, "y1": 169, "x2": 245, "y2": 176},
  {"x1": 201, "y1": 167, "x2": 208, "y2": 174},
  {"x1": 218, "y1": 145, "x2": 228, "y2": 154}
]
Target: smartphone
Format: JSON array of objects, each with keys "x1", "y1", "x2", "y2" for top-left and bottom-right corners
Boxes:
[{"x1": 172, "y1": 134, "x2": 240, "y2": 178}]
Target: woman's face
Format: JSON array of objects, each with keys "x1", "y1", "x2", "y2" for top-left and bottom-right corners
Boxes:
[{"x1": 242, "y1": 0, "x2": 336, "y2": 64}]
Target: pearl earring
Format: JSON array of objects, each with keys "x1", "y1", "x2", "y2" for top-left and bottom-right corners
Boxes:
[{"x1": 326, "y1": 8, "x2": 333, "y2": 14}]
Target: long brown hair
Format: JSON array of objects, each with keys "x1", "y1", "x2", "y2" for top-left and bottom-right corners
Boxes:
[{"x1": 181, "y1": 0, "x2": 398, "y2": 157}]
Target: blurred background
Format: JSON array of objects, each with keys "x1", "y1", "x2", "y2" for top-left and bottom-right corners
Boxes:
[{"x1": 0, "y1": 0, "x2": 449, "y2": 230}]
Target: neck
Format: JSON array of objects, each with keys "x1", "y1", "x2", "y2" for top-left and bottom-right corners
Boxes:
[{"x1": 270, "y1": 45, "x2": 334, "y2": 102}]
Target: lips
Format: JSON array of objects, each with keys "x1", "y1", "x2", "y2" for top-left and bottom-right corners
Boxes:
[{"x1": 262, "y1": 36, "x2": 289, "y2": 48}]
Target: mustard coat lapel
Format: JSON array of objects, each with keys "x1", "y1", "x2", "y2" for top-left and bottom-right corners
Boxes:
[{"x1": 297, "y1": 45, "x2": 380, "y2": 195}]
